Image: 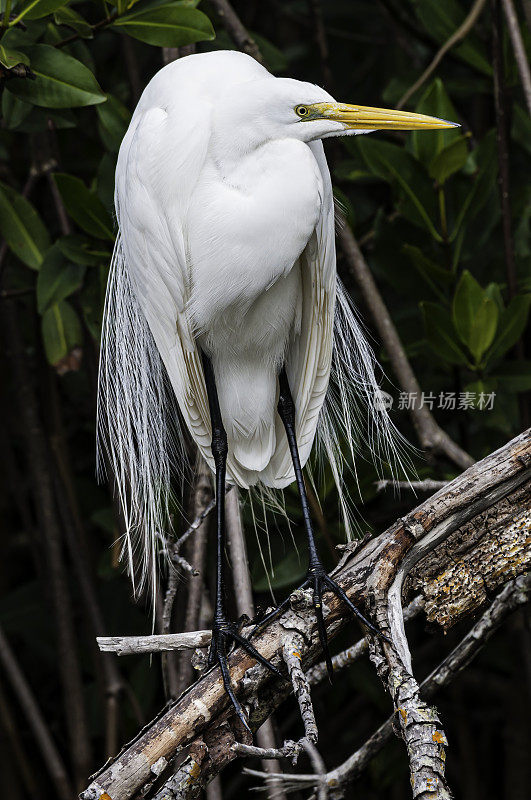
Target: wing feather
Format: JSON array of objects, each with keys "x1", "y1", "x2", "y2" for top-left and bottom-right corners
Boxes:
[{"x1": 264, "y1": 140, "x2": 336, "y2": 487}]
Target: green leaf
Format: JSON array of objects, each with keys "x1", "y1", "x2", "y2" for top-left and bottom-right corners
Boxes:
[
  {"x1": 36, "y1": 245, "x2": 85, "y2": 313},
  {"x1": 11, "y1": 0, "x2": 67, "y2": 23},
  {"x1": 112, "y1": 4, "x2": 214, "y2": 47},
  {"x1": 53, "y1": 174, "x2": 114, "y2": 240},
  {"x1": 9, "y1": 104, "x2": 77, "y2": 131},
  {"x1": 451, "y1": 131, "x2": 497, "y2": 240},
  {"x1": 96, "y1": 94, "x2": 131, "y2": 153},
  {"x1": 80, "y1": 263, "x2": 108, "y2": 340},
  {"x1": 428, "y1": 135, "x2": 469, "y2": 185},
  {"x1": 485, "y1": 294, "x2": 531, "y2": 364},
  {"x1": 420, "y1": 301, "x2": 469, "y2": 365},
  {"x1": 57, "y1": 234, "x2": 110, "y2": 266},
  {"x1": 355, "y1": 136, "x2": 441, "y2": 240},
  {"x1": 251, "y1": 32, "x2": 287, "y2": 73},
  {"x1": 41, "y1": 300, "x2": 82, "y2": 366},
  {"x1": 490, "y1": 362, "x2": 531, "y2": 392},
  {"x1": 411, "y1": 79, "x2": 460, "y2": 166},
  {"x1": 6, "y1": 44, "x2": 105, "y2": 108},
  {"x1": 53, "y1": 6, "x2": 93, "y2": 38},
  {"x1": 0, "y1": 43, "x2": 30, "y2": 69},
  {"x1": 511, "y1": 103, "x2": 531, "y2": 158},
  {"x1": 402, "y1": 244, "x2": 452, "y2": 300},
  {"x1": 0, "y1": 181, "x2": 50, "y2": 269},
  {"x1": 484, "y1": 282, "x2": 505, "y2": 313},
  {"x1": 452, "y1": 270, "x2": 499, "y2": 363},
  {"x1": 252, "y1": 549, "x2": 306, "y2": 592},
  {"x1": 1, "y1": 91, "x2": 32, "y2": 129}
]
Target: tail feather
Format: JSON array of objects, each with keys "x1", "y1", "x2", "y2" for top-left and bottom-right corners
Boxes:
[
  {"x1": 97, "y1": 237, "x2": 187, "y2": 604},
  {"x1": 316, "y1": 279, "x2": 413, "y2": 539}
]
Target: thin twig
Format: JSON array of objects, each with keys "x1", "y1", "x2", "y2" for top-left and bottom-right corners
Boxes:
[
  {"x1": 307, "y1": 0, "x2": 333, "y2": 91},
  {"x1": 0, "y1": 625, "x2": 74, "y2": 800},
  {"x1": 492, "y1": 0, "x2": 518, "y2": 300},
  {"x1": 501, "y1": 0, "x2": 531, "y2": 115},
  {"x1": 98, "y1": 630, "x2": 212, "y2": 655},
  {"x1": 301, "y1": 739, "x2": 328, "y2": 800},
  {"x1": 174, "y1": 485, "x2": 232, "y2": 555},
  {"x1": 337, "y1": 217, "x2": 474, "y2": 470},
  {"x1": 210, "y1": 0, "x2": 262, "y2": 62},
  {"x1": 174, "y1": 460, "x2": 213, "y2": 697},
  {"x1": 283, "y1": 631, "x2": 318, "y2": 744},
  {"x1": 0, "y1": 676, "x2": 43, "y2": 797},
  {"x1": 375, "y1": 479, "x2": 447, "y2": 493},
  {"x1": 397, "y1": 0, "x2": 488, "y2": 109}
]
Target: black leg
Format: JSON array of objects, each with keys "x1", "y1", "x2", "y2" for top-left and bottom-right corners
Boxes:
[
  {"x1": 201, "y1": 352, "x2": 284, "y2": 732},
  {"x1": 272, "y1": 367, "x2": 385, "y2": 680}
]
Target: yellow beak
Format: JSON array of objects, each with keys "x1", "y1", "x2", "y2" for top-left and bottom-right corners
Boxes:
[{"x1": 310, "y1": 102, "x2": 458, "y2": 131}]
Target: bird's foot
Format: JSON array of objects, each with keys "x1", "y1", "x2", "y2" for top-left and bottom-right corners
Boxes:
[
  {"x1": 208, "y1": 618, "x2": 284, "y2": 733},
  {"x1": 252, "y1": 558, "x2": 388, "y2": 680}
]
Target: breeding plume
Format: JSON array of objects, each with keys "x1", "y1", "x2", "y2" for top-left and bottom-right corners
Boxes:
[{"x1": 98, "y1": 50, "x2": 456, "y2": 726}]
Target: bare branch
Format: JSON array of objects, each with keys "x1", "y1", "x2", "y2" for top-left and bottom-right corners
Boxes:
[
  {"x1": 0, "y1": 625, "x2": 74, "y2": 800},
  {"x1": 337, "y1": 218, "x2": 474, "y2": 470},
  {"x1": 376, "y1": 479, "x2": 448, "y2": 493},
  {"x1": 397, "y1": 0, "x2": 488, "y2": 109},
  {"x1": 283, "y1": 629, "x2": 318, "y2": 744},
  {"x1": 98, "y1": 631, "x2": 211, "y2": 655},
  {"x1": 501, "y1": 0, "x2": 531, "y2": 116},
  {"x1": 210, "y1": 0, "x2": 263, "y2": 63},
  {"x1": 227, "y1": 486, "x2": 288, "y2": 800},
  {"x1": 173, "y1": 459, "x2": 213, "y2": 697}
]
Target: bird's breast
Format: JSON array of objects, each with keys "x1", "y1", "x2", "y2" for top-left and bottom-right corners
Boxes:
[{"x1": 186, "y1": 139, "x2": 323, "y2": 334}]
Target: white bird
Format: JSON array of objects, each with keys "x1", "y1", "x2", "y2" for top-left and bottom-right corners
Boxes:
[{"x1": 97, "y1": 50, "x2": 456, "y2": 726}]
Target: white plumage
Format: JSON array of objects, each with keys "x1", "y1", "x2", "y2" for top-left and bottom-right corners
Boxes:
[{"x1": 97, "y1": 51, "x2": 454, "y2": 593}]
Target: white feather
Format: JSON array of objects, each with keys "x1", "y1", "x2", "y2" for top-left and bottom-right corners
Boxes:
[{"x1": 97, "y1": 51, "x2": 411, "y2": 595}]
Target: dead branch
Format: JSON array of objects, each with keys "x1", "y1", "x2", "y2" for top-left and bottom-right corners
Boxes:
[
  {"x1": 226, "y1": 487, "x2": 286, "y2": 799},
  {"x1": 376, "y1": 479, "x2": 448, "y2": 493},
  {"x1": 501, "y1": 0, "x2": 531, "y2": 116},
  {"x1": 173, "y1": 460, "x2": 213, "y2": 697},
  {"x1": 245, "y1": 573, "x2": 531, "y2": 796},
  {"x1": 210, "y1": 0, "x2": 263, "y2": 63},
  {"x1": 98, "y1": 631, "x2": 212, "y2": 655},
  {"x1": 0, "y1": 625, "x2": 74, "y2": 800},
  {"x1": 397, "y1": 0, "x2": 487, "y2": 109},
  {"x1": 80, "y1": 429, "x2": 530, "y2": 800}
]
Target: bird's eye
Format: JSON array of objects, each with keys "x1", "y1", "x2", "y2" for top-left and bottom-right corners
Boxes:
[{"x1": 295, "y1": 105, "x2": 309, "y2": 118}]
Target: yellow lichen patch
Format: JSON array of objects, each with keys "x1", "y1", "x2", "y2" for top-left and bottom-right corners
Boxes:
[
  {"x1": 189, "y1": 760, "x2": 201, "y2": 780},
  {"x1": 432, "y1": 730, "x2": 445, "y2": 744},
  {"x1": 398, "y1": 707, "x2": 407, "y2": 725},
  {"x1": 292, "y1": 650, "x2": 301, "y2": 660},
  {"x1": 100, "y1": 794, "x2": 112, "y2": 800}
]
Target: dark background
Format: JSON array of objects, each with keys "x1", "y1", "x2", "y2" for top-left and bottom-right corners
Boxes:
[{"x1": 1, "y1": 1, "x2": 530, "y2": 798}]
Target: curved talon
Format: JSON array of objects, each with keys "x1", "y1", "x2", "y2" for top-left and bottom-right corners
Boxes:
[{"x1": 209, "y1": 621, "x2": 287, "y2": 731}]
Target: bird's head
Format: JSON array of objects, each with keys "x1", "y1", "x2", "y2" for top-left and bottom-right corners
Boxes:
[{"x1": 213, "y1": 76, "x2": 458, "y2": 157}]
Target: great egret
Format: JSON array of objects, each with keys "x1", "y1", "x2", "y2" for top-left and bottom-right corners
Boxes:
[{"x1": 98, "y1": 50, "x2": 456, "y2": 728}]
